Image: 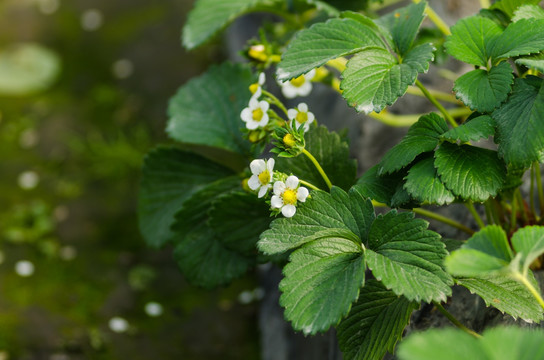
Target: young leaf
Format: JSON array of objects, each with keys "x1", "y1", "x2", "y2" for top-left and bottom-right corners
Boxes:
[
  {"x1": 279, "y1": 237, "x2": 365, "y2": 335},
  {"x1": 356, "y1": 165, "x2": 406, "y2": 207},
  {"x1": 258, "y1": 186, "x2": 374, "y2": 255},
  {"x1": 441, "y1": 115, "x2": 495, "y2": 143},
  {"x1": 456, "y1": 274, "x2": 543, "y2": 322},
  {"x1": 404, "y1": 156, "x2": 455, "y2": 205},
  {"x1": 434, "y1": 142, "x2": 506, "y2": 202},
  {"x1": 378, "y1": 113, "x2": 449, "y2": 175},
  {"x1": 138, "y1": 146, "x2": 235, "y2": 248},
  {"x1": 512, "y1": 4, "x2": 544, "y2": 21},
  {"x1": 482, "y1": 326, "x2": 544, "y2": 360},
  {"x1": 341, "y1": 44, "x2": 434, "y2": 113},
  {"x1": 276, "y1": 12, "x2": 386, "y2": 81},
  {"x1": 445, "y1": 15, "x2": 503, "y2": 67},
  {"x1": 275, "y1": 126, "x2": 357, "y2": 191},
  {"x1": 182, "y1": 0, "x2": 282, "y2": 49},
  {"x1": 493, "y1": 76, "x2": 544, "y2": 167},
  {"x1": 489, "y1": 18, "x2": 544, "y2": 61},
  {"x1": 516, "y1": 52, "x2": 544, "y2": 73},
  {"x1": 445, "y1": 225, "x2": 513, "y2": 277},
  {"x1": 510, "y1": 226, "x2": 544, "y2": 275},
  {"x1": 366, "y1": 211, "x2": 453, "y2": 302},
  {"x1": 490, "y1": 0, "x2": 541, "y2": 18},
  {"x1": 375, "y1": 1, "x2": 426, "y2": 55},
  {"x1": 336, "y1": 280, "x2": 419, "y2": 360},
  {"x1": 453, "y1": 62, "x2": 514, "y2": 112},
  {"x1": 167, "y1": 62, "x2": 255, "y2": 156}
]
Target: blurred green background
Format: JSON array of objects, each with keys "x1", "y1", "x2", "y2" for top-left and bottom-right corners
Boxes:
[{"x1": 0, "y1": 0, "x2": 260, "y2": 358}]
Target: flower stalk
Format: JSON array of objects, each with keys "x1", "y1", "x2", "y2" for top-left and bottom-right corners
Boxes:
[{"x1": 302, "y1": 148, "x2": 332, "y2": 190}]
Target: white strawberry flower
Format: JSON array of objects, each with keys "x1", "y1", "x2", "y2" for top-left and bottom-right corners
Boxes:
[
  {"x1": 271, "y1": 175, "x2": 309, "y2": 218},
  {"x1": 287, "y1": 102, "x2": 315, "y2": 132},
  {"x1": 241, "y1": 97, "x2": 270, "y2": 130},
  {"x1": 279, "y1": 69, "x2": 316, "y2": 99},
  {"x1": 250, "y1": 72, "x2": 266, "y2": 100},
  {"x1": 248, "y1": 158, "x2": 275, "y2": 198}
]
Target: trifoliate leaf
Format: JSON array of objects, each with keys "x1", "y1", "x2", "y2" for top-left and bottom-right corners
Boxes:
[
  {"x1": 481, "y1": 326, "x2": 544, "y2": 360},
  {"x1": 456, "y1": 274, "x2": 543, "y2": 322},
  {"x1": 366, "y1": 211, "x2": 453, "y2": 302},
  {"x1": 276, "y1": 12, "x2": 386, "y2": 81},
  {"x1": 490, "y1": 0, "x2": 541, "y2": 18},
  {"x1": 279, "y1": 237, "x2": 365, "y2": 335},
  {"x1": 337, "y1": 280, "x2": 419, "y2": 360},
  {"x1": 182, "y1": 0, "x2": 283, "y2": 49},
  {"x1": 375, "y1": 1, "x2": 426, "y2": 55},
  {"x1": 258, "y1": 186, "x2": 374, "y2": 255},
  {"x1": 453, "y1": 62, "x2": 514, "y2": 112},
  {"x1": 516, "y1": 52, "x2": 544, "y2": 73},
  {"x1": 209, "y1": 191, "x2": 272, "y2": 256},
  {"x1": 511, "y1": 226, "x2": 544, "y2": 275},
  {"x1": 445, "y1": 15, "x2": 503, "y2": 67},
  {"x1": 490, "y1": 18, "x2": 544, "y2": 61},
  {"x1": 441, "y1": 115, "x2": 495, "y2": 143},
  {"x1": 512, "y1": 4, "x2": 544, "y2": 21},
  {"x1": 167, "y1": 62, "x2": 255, "y2": 156},
  {"x1": 138, "y1": 146, "x2": 235, "y2": 248},
  {"x1": 171, "y1": 177, "x2": 252, "y2": 288},
  {"x1": 434, "y1": 142, "x2": 506, "y2": 202},
  {"x1": 493, "y1": 76, "x2": 544, "y2": 167},
  {"x1": 379, "y1": 113, "x2": 449, "y2": 175},
  {"x1": 341, "y1": 44, "x2": 434, "y2": 113},
  {"x1": 404, "y1": 156, "x2": 455, "y2": 205},
  {"x1": 275, "y1": 126, "x2": 357, "y2": 191},
  {"x1": 445, "y1": 225, "x2": 513, "y2": 277},
  {"x1": 356, "y1": 164, "x2": 406, "y2": 207}
]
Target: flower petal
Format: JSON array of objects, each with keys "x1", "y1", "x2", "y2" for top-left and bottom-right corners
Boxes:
[
  {"x1": 259, "y1": 100, "x2": 270, "y2": 112},
  {"x1": 287, "y1": 108, "x2": 297, "y2": 120},
  {"x1": 246, "y1": 120, "x2": 259, "y2": 130},
  {"x1": 282, "y1": 204, "x2": 296, "y2": 218},
  {"x1": 240, "y1": 108, "x2": 252, "y2": 122},
  {"x1": 281, "y1": 84, "x2": 298, "y2": 99},
  {"x1": 307, "y1": 112, "x2": 315, "y2": 123},
  {"x1": 271, "y1": 195, "x2": 283, "y2": 208},
  {"x1": 273, "y1": 181, "x2": 286, "y2": 195},
  {"x1": 297, "y1": 83, "x2": 312, "y2": 97},
  {"x1": 249, "y1": 97, "x2": 259, "y2": 109},
  {"x1": 306, "y1": 69, "x2": 316, "y2": 80},
  {"x1": 250, "y1": 159, "x2": 266, "y2": 175},
  {"x1": 285, "y1": 175, "x2": 299, "y2": 189},
  {"x1": 248, "y1": 175, "x2": 261, "y2": 190},
  {"x1": 297, "y1": 187, "x2": 309, "y2": 202},
  {"x1": 258, "y1": 113, "x2": 269, "y2": 127},
  {"x1": 258, "y1": 72, "x2": 265, "y2": 85},
  {"x1": 298, "y1": 102, "x2": 308, "y2": 112},
  {"x1": 258, "y1": 185, "x2": 269, "y2": 198},
  {"x1": 267, "y1": 158, "x2": 275, "y2": 172}
]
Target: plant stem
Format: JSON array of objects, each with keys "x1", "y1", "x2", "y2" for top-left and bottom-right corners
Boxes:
[
  {"x1": 484, "y1": 201, "x2": 494, "y2": 225},
  {"x1": 262, "y1": 90, "x2": 289, "y2": 117},
  {"x1": 299, "y1": 179, "x2": 319, "y2": 191},
  {"x1": 535, "y1": 162, "x2": 544, "y2": 218},
  {"x1": 412, "y1": 208, "x2": 475, "y2": 235},
  {"x1": 465, "y1": 202, "x2": 485, "y2": 229},
  {"x1": 302, "y1": 148, "x2": 332, "y2": 190},
  {"x1": 511, "y1": 272, "x2": 544, "y2": 310},
  {"x1": 531, "y1": 164, "x2": 537, "y2": 221},
  {"x1": 515, "y1": 189, "x2": 529, "y2": 224},
  {"x1": 415, "y1": 79, "x2": 458, "y2": 127},
  {"x1": 433, "y1": 301, "x2": 481, "y2": 338},
  {"x1": 412, "y1": 0, "x2": 451, "y2": 36},
  {"x1": 406, "y1": 85, "x2": 461, "y2": 104},
  {"x1": 367, "y1": 107, "x2": 472, "y2": 127},
  {"x1": 479, "y1": 0, "x2": 491, "y2": 9},
  {"x1": 510, "y1": 196, "x2": 518, "y2": 231}
]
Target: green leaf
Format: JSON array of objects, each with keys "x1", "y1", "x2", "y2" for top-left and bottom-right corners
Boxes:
[
  {"x1": 341, "y1": 44, "x2": 434, "y2": 113},
  {"x1": 300, "y1": 0, "x2": 341, "y2": 16},
  {"x1": 337, "y1": 280, "x2": 419, "y2": 360},
  {"x1": 167, "y1": 62, "x2": 255, "y2": 156},
  {"x1": 493, "y1": 76, "x2": 544, "y2": 167},
  {"x1": 208, "y1": 191, "x2": 272, "y2": 256},
  {"x1": 404, "y1": 156, "x2": 455, "y2": 205},
  {"x1": 434, "y1": 142, "x2": 506, "y2": 202},
  {"x1": 378, "y1": 113, "x2": 449, "y2": 174},
  {"x1": 366, "y1": 211, "x2": 453, "y2": 302},
  {"x1": 511, "y1": 226, "x2": 544, "y2": 275},
  {"x1": 279, "y1": 237, "x2": 365, "y2": 335},
  {"x1": 516, "y1": 52, "x2": 544, "y2": 73},
  {"x1": 441, "y1": 115, "x2": 495, "y2": 143},
  {"x1": 182, "y1": 0, "x2": 281, "y2": 49},
  {"x1": 398, "y1": 327, "x2": 544, "y2": 360},
  {"x1": 376, "y1": 1, "x2": 426, "y2": 55},
  {"x1": 445, "y1": 15, "x2": 503, "y2": 67},
  {"x1": 0, "y1": 43, "x2": 60, "y2": 96},
  {"x1": 171, "y1": 177, "x2": 251, "y2": 288},
  {"x1": 138, "y1": 146, "x2": 235, "y2": 248},
  {"x1": 490, "y1": 0, "x2": 541, "y2": 18},
  {"x1": 512, "y1": 4, "x2": 544, "y2": 21},
  {"x1": 445, "y1": 225, "x2": 513, "y2": 277},
  {"x1": 356, "y1": 165, "x2": 405, "y2": 207},
  {"x1": 453, "y1": 62, "x2": 514, "y2": 112},
  {"x1": 456, "y1": 274, "x2": 543, "y2": 322},
  {"x1": 275, "y1": 126, "x2": 357, "y2": 191},
  {"x1": 490, "y1": 18, "x2": 544, "y2": 61},
  {"x1": 276, "y1": 12, "x2": 386, "y2": 81},
  {"x1": 258, "y1": 186, "x2": 374, "y2": 255}
]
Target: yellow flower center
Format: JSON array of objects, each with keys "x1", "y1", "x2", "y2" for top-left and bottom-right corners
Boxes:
[
  {"x1": 249, "y1": 83, "x2": 259, "y2": 94},
  {"x1": 252, "y1": 108, "x2": 264, "y2": 121},
  {"x1": 282, "y1": 189, "x2": 297, "y2": 205},
  {"x1": 296, "y1": 111, "x2": 308, "y2": 124},
  {"x1": 258, "y1": 170, "x2": 270, "y2": 185},
  {"x1": 290, "y1": 75, "x2": 305, "y2": 88},
  {"x1": 283, "y1": 134, "x2": 296, "y2": 147},
  {"x1": 248, "y1": 45, "x2": 267, "y2": 62},
  {"x1": 248, "y1": 130, "x2": 261, "y2": 143}
]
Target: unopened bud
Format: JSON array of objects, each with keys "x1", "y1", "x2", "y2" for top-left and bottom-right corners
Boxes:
[{"x1": 283, "y1": 134, "x2": 296, "y2": 147}]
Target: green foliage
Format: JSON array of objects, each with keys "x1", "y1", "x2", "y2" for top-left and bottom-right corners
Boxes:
[
  {"x1": 337, "y1": 280, "x2": 419, "y2": 360},
  {"x1": 490, "y1": 0, "x2": 542, "y2": 18},
  {"x1": 510, "y1": 226, "x2": 544, "y2": 275},
  {"x1": 515, "y1": 52, "x2": 544, "y2": 73},
  {"x1": 404, "y1": 156, "x2": 455, "y2": 205},
  {"x1": 489, "y1": 18, "x2": 544, "y2": 61},
  {"x1": 512, "y1": 4, "x2": 544, "y2": 21},
  {"x1": 356, "y1": 164, "x2": 405, "y2": 206},
  {"x1": 441, "y1": 115, "x2": 495, "y2": 143}
]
